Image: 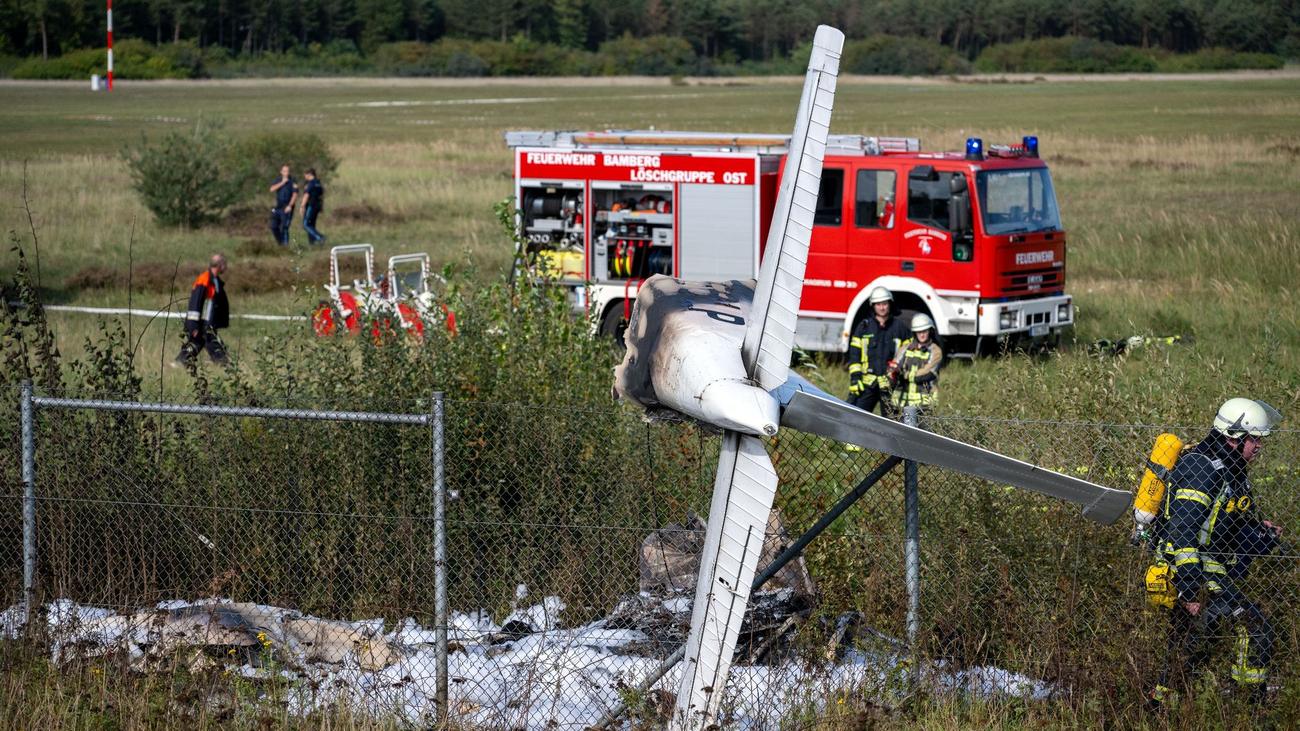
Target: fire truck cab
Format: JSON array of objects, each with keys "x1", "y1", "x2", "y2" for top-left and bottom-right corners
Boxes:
[{"x1": 507, "y1": 130, "x2": 1072, "y2": 355}]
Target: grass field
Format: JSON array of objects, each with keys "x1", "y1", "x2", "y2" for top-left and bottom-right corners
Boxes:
[
  {"x1": 2, "y1": 73, "x2": 1298, "y2": 419},
  {"x1": 2, "y1": 72, "x2": 1300, "y2": 730}
]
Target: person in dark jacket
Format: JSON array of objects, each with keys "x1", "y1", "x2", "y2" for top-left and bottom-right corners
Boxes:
[
  {"x1": 174, "y1": 254, "x2": 231, "y2": 367},
  {"x1": 847, "y1": 286, "x2": 910, "y2": 419},
  {"x1": 1151, "y1": 398, "x2": 1284, "y2": 706},
  {"x1": 269, "y1": 164, "x2": 297, "y2": 245},
  {"x1": 300, "y1": 168, "x2": 326, "y2": 245}
]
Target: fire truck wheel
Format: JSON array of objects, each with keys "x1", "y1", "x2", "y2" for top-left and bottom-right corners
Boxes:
[{"x1": 599, "y1": 306, "x2": 628, "y2": 348}]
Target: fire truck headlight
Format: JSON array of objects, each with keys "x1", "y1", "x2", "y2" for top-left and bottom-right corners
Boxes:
[
  {"x1": 1057, "y1": 302, "x2": 1071, "y2": 322},
  {"x1": 999, "y1": 310, "x2": 1016, "y2": 329}
]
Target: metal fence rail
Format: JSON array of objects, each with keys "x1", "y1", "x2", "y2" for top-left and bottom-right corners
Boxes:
[{"x1": 3, "y1": 384, "x2": 1298, "y2": 728}]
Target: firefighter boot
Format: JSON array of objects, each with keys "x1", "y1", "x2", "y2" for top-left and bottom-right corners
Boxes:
[{"x1": 173, "y1": 338, "x2": 200, "y2": 368}]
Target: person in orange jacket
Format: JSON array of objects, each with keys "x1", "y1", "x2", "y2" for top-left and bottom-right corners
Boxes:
[{"x1": 174, "y1": 254, "x2": 230, "y2": 367}]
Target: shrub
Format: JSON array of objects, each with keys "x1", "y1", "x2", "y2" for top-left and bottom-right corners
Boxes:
[
  {"x1": 228, "y1": 132, "x2": 339, "y2": 201},
  {"x1": 122, "y1": 119, "x2": 243, "y2": 227},
  {"x1": 596, "y1": 35, "x2": 698, "y2": 76},
  {"x1": 11, "y1": 47, "x2": 107, "y2": 79},
  {"x1": 842, "y1": 35, "x2": 971, "y2": 75},
  {"x1": 1156, "y1": 47, "x2": 1284, "y2": 71},
  {"x1": 0, "y1": 53, "x2": 24, "y2": 78},
  {"x1": 975, "y1": 37, "x2": 1158, "y2": 73},
  {"x1": 976, "y1": 38, "x2": 1285, "y2": 73},
  {"x1": 9, "y1": 40, "x2": 198, "y2": 80}
]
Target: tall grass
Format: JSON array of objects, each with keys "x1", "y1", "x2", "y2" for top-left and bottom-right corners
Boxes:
[{"x1": 2, "y1": 77, "x2": 1299, "y2": 727}]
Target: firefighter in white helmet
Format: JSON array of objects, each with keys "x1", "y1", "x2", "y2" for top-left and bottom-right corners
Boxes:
[
  {"x1": 1150, "y1": 398, "x2": 1284, "y2": 707},
  {"x1": 889, "y1": 313, "x2": 943, "y2": 412},
  {"x1": 846, "y1": 287, "x2": 911, "y2": 419}
]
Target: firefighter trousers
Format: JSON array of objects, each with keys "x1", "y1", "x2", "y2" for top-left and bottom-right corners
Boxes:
[
  {"x1": 176, "y1": 325, "x2": 229, "y2": 367},
  {"x1": 1157, "y1": 585, "x2": 1274, "y2": 693},
  {"x1": 850, "y1": 381, "x2": 897, "y2": 418}
]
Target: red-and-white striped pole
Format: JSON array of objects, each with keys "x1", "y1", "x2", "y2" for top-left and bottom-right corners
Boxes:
[{"x1": 106, "y1": 0, "x2": 113, "y2": 90}]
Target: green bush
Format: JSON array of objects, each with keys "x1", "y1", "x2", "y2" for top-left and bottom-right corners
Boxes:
[
  {"x1": 228, "y1": 132, "x2": 339, "y2": 201},
  {"x1": 0, "y1": 53, "x2": 22, "y2": 78},
  {"x1": 11, "y1": 47, "x2": 106, "y2": 79},
  {"x1": 206, "y1": 41, "x2": 370, "y2": 78},
  {"x1": 842, "y1": 35, "x2": 971, "y2": 75},
  {"x1": 976, "y1": 37, "x2": 1285, "y2": 73},
  {"x1": 122, "y1": 119, "x2": 337, "y2": 226},
  {"x1": 122, "y1": 119, "x2": 244, "y2": 227},
  {"x1": 1156, "y1": 47, "x2": 1284, "y2": 71},
  {"x1": 975, "y1": 37, "x2": 1158, "y2": 73},
  {"x1": 596, "y1": 35, "x2": 698, "y2": 76},
  {"x1": 465, "y1": 37, "x2": 592, "y2": 76},
  {"x1": 10, "y1": 40, "x2": 198, "y2": 80}
]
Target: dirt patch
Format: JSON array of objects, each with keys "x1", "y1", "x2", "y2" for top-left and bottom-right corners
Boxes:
[
  {"x1": 331, "y1": 202, "x2": 407, "y2": 225},
  {"x1": 951, "y1": 75, "x2": 1045, "y2": 85},
  {"x1": 1126, "y1": 159, "x2": 1195, "y2": 172},
  {"x1": 67, "y1": 257, "x2": 332, "y2": 296},
  {"x1": 1265, "y1": 143, "x2": 1300, "y2": 160},
  {"x1": 1049, "y1": 154, "x2": 1090, "y2": 167},
  {"x1": 234, "y1": 238, "x2": 284, "y2": 258}
]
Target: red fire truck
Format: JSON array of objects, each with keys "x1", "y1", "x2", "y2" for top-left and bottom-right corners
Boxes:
[{"x1": 506, "y1": 130, "x2": 1072, "y2": 355}]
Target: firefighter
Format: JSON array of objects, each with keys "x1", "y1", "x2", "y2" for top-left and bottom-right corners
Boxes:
[
  {"x1": 1151, "y1": 398, "x2": 1284, "y2": 707},
  {"x1": 846, "y1": 287, "x2": 910, "y2": 420},
  {"x1": 174, "y1": 254, "x2": 231, "y2": 367},
  {"x1": 889, "y1": 314, "x2": 943, "y2": 412}
]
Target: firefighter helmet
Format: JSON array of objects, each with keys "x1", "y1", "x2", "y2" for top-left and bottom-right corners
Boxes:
[
  {"x1": 1212, "y1": 398, "x2": 1282, "y2": 438},
  {"x1": 911, "y1": 314, "x2": 934, "y2": 332},
  {"x1": 868, "y1": 287, "x2": 893, "y2": 304}
]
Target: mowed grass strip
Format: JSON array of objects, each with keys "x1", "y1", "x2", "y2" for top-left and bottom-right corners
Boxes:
[{"x1": 1, "y1": 76, "x2": 1297, "y2": 418}]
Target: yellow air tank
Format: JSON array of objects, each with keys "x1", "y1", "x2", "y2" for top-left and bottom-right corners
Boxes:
[{"x1": 1134, "y1": 433, "x2": 1184, "y2": 527}]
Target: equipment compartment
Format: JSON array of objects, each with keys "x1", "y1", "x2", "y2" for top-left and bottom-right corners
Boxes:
[{"x1": 591, "y1": 185, "x2": 674, "y2": 282}]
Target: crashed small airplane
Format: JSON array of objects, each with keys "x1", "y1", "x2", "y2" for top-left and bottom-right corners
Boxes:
[{"x1": 612, "y1": 24, "x2": 1129, "y2": 731}]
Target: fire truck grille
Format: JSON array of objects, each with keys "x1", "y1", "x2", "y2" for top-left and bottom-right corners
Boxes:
[{"x1": 1000, "y1": 266, "x2": 1063, "y2": 295}]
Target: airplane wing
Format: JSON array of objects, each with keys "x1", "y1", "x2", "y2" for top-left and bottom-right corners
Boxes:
[
  {"x1": 740, "y1": 25, "x2": 843, "y2": 391},
  {"x1": 781, "y1": 390, "x2": 1131, "y2": 523},
  {"x1": 672, "y1": 433, "x2": 779, "y2": 728},
  {"x1": 671, "y1": 26, "x2": 844, "y2": 731}
]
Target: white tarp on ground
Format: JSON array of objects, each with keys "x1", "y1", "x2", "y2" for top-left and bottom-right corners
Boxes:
[{"x1": 2, "y1": 596, "x2": 1056, "y2": 729}]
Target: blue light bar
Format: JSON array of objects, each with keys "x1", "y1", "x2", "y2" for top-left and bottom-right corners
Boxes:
[
  {"x1": 966, "y1": 137, "x2": 983, "y2": 161},
  {"x1": 1022, "y1": 135, "x2": 1039, "y2": 158}
]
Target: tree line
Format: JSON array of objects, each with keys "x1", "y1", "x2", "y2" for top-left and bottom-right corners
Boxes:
[{"x1": 3, "y1": 0, "x2": 1297, "y2": 63}]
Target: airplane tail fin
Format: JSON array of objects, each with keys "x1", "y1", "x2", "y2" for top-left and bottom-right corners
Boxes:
[{"x1": 741, "y1": 25, "x2": 843, "y2": 391}]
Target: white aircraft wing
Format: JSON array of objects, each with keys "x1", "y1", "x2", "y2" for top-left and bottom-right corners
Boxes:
[
  {"x1": 671, "y1": 433, "x2": 778, "y2": 728},
  {"x1": 670, "y1": 25, "x2": 844, "y2": 731}
]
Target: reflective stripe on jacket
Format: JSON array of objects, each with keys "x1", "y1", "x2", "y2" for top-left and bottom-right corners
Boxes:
[
  {"x1": 184, "y1": 270, "x2": 230, "y2": 332},
  {"x1": 847, "y1": 315, "x2": 909, "y2": 392},
  {"x1": 1161, "y1": 432, "x2": 1269, "y2": 601},
  {"x1": 891, "y1": 338, "x2": 942, "y2": 407}
]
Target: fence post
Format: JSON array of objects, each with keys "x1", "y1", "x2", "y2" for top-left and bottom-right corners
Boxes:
[
  {"x1": 432, "y1": 391, "x2": 448, "y2": 723},
  {"x1": 903, "y1": 405, "x2": 921, "y2": 690},
  {"x1": 20, "y1": 380, "x2": 36, "y2": 627}
]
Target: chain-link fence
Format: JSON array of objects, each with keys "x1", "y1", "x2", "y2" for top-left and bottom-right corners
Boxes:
[{"x1": 2, "y1": 384, "x2": 1298, "y2": 728}]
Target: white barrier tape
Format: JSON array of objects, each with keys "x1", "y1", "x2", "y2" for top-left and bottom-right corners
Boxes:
[{"x1": 10, "y1": 303, "x2": 307, "y2": 322}]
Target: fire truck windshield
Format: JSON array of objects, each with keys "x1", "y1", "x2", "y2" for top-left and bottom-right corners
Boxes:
[{"x1": 976, "y1": 168, "x2": 1061, "y2": 235}]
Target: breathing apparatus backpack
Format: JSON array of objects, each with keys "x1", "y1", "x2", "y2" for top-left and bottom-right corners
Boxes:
[{"x1": 1132, "y1": 433, "x2": 1185, "y2": 609}]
